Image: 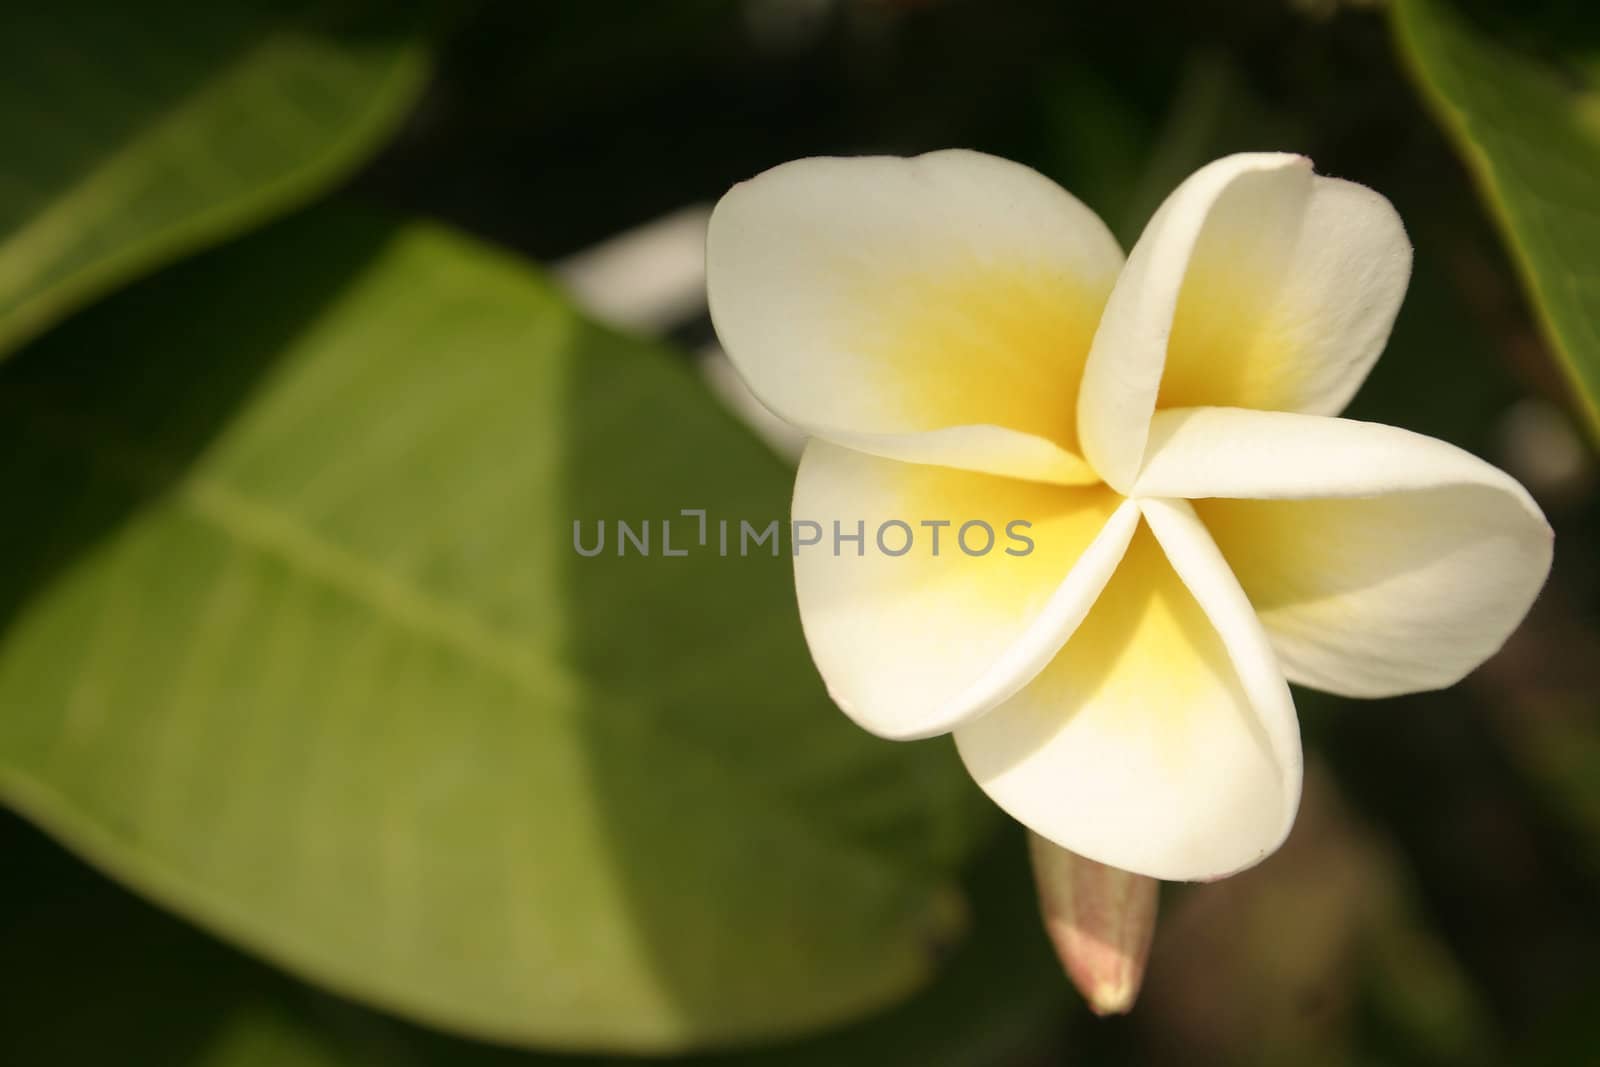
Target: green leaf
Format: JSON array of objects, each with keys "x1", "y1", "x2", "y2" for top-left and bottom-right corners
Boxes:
[
  {"x1": 0, "y1": 1, "x2": 429, "y2": 359},
  {"x1": 0, "y1": 208, "x2": 990, "y2": 1051},
  {"x1": 0, "y1": 812, "x2": 360, "y2": 1067},
  {"x1": 0, "y1": 814, "x2": 1059, "y2": 1067},
  {"x1": 1393, "y1": 0, "x2": 1600, "y2": 432},
  {"x1": 667, "y1": 830, "x2": 1067, "y2": 1067}
]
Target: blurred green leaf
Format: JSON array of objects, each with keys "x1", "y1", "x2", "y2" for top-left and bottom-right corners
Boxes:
[
  {"x1": 666, "y1": 830, "x2": 1066, "y2": 1067},
  {"x1": 1393, "y1": 0, "x2": 1600, "y2": 432},
  {"x1": 0, "y1": 813, "x2": 359, "y2": 1067},
  {"x1": 0, "y1": 814, "x2": 1059, "y2": 1067},
  {"x1": 0, "y1": 208, "x2": 989, "y2": 1052},
  {"x1": 0, "y1": 1, "x2": 429, "y2": 359}
]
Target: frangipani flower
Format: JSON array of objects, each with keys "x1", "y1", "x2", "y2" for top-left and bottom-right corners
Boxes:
[{"x1": 705, "y1": 150, "x2": 1552, "y2": 882}]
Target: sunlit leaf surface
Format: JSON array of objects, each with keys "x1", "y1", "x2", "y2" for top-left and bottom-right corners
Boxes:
[
  {"x1": 1394, "y1": 0, "x2": 1600, "y2": 430},
  {"x1": 0, "y1": 814, "x2": 1058, "y2": 1067},
  {"x1": 0, "y1": 208, "x2": 989, "y2": 1051}
]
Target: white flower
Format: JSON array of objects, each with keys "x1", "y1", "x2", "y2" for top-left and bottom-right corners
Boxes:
[{"x1": 705, "y1": 150, "x2": 1553, "y2": 881}]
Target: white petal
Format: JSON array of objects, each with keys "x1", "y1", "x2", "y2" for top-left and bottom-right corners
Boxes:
[
  {"x1": 1137, "y1": 407, "x2": 1554, "y2": 697},
  {"x1": 821, "y1": 424, "x2": 1098, "y2": 486},
  {"x1": 955, "y1": 506, "x2": 1302, "y2": 881},
  {"x1": 793, "y1": 439, "x2": 1137, "y2": 741},
  {"x1": 1077, "y1": 153, "x2": 1411, "y2": 491},
  {"x1": 708, "y1": 150, "x2": 1122, "y2": 482}
]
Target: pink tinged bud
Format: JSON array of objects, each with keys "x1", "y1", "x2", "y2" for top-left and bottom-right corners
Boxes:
[{"x1": 1028, "y1": 832, "x2": 1159, "y2": 1016}]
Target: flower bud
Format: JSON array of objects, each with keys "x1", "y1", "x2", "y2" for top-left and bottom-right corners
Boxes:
[{"x1": 1028, "y1": 833, "x2": 1159, "y2": 1015}]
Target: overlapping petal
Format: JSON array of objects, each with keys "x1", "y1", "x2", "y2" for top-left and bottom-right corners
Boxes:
[
  {"x1": 1077, "y1": 153, "x2": 1411, "y2": 490},
  {"x1": 1137, "y1": 407, "x2": 1553, "y2": 697},
  {"x1": 792, "y1": 440, "x2": 1138, "y2": 741},
  {"x1": 955, "y1": 506, "x2": 1301, "y2": 881},
  {"x1": 707, "y1": 150, "x2": 1123, "y2": 484},
  {"x1": 708, "y1": 147, "x2": 1551, "y2": 889}
]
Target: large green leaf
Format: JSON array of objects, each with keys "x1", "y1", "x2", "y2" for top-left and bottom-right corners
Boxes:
[
  {"x1": 1393, "y1": 0, "x2": 1600, "y2": 431},
  {"x1": 0, "y1": 208, "x2": 990, "y2": 1051},
  {"x1": 0, "y1": 1, "x2": 429, "y2": 359},
  {"x1": 0, "y1": 813, "x2": 1061, "y2": 1067},
  {"x1": 0, "y1": 812, "x2": 361, "y2": 1067}
]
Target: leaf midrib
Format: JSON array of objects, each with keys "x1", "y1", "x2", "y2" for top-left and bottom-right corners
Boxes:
[{"x1": 4, "y1": 396, "x2": 946, "y2": 890}]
